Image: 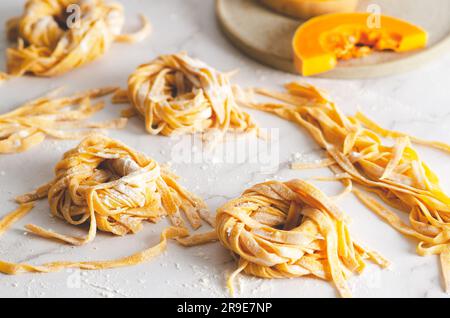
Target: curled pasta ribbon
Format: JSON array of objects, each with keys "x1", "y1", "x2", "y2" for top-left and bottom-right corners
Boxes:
[
  {"x1": 3, "y1": 0, "x2": 150, "y2": 79},
  {"x1": 0, "y1": 87, "x2": 126, "y2": 154},
  {"x1": 249, "y1": 82, "x2": 450, "y2": 293},
  {"x1": 216, "y1": 179, "x2": 388, "y2": 298},
  {"x1": 0, "y1": 134, "x2": 210, "y2": 274},
  {"x1": 112, "y1": 52, "x2": 257, "y2": 137}
]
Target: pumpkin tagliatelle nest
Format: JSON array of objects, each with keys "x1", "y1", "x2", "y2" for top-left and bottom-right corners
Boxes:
[
  {"x1": 0, "y1": 135, "x2": 213, "y2": 274},
  {"x1": 2, "y1": 0, "x2": 150, "y2": 80},
  {"x1": 247, "y1": 82, "x2": 450, "y2": 293},
  {"x1": 112, "y1": 52, "x2": 258, "y2": 138},
  {"x1": 216, "y1": 179, "x2": 389, "y2": 298}
]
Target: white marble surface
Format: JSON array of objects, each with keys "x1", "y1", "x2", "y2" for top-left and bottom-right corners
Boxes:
[{"x1": 0, "y1": 0, "x2": 449, "y2": 298}]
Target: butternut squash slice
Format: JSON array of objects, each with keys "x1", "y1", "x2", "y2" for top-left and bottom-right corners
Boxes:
[
  {"x1": 260, "y1": 0, "x2": 359, "y2": 20},
  {"x1": 292, "y1": 13, "x2": 428, "y2": 76}
]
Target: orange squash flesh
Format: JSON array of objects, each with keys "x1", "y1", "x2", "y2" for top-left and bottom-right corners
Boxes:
[
  {"x1": 260, "y1": 0, "x2": 359, "y2": 19},
  {"x1": 292, "y1": 13, "x2": 428, "y2": 76}
]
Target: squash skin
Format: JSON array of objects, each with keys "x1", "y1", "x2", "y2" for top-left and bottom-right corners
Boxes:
[
  {"x1": 260, "y1": 0, "x2": 359, "y2": 20},
  {"x1": 292, "y1": 13, "x2": 428, "y2": 76}
]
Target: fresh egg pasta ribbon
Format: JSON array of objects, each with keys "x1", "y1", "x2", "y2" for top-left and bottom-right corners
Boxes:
[
  {"x1": 2, "y1": 0, "x2": 150, "y2": 80},
  {"x1": 0, "y1": 134, "x2": 211, "y2": 274},
  {"x1": 112, "y1": 52, "x2": 257, "y2": 137},
  {"x1": 0, "y1": 87, "x2": 126, "y2": 154},
  {"x1": 216, "y1": 179, "x2": 388, "y2": 298},
  {"x1": 248, "y1": 82, "x2": 450, "y2": 293}
]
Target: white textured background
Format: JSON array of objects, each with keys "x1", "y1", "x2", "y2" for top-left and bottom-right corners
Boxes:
[{"x1": 0, "y1": 0, "x2": 449, "y2": 298}]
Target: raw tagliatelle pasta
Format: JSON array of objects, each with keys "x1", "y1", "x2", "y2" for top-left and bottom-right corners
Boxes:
[
  {"x1": 0, "y1": 134, "x2": 212, "y2": 274},
  {"x1": 1, "y1": 0, "x2": 150, "y2": 80},
  {"x1": 248, "y1": 82, "x2": 450, "y2": 293},
  {"x1": 216, "y1": 179, "x2": 389, "y2": 298},
  {"x1": 112, "y1": 52, "x2": 257, "y2": 137},
  {"x1": 0, "y1": 87, "x2": 126, "y2": 154}
]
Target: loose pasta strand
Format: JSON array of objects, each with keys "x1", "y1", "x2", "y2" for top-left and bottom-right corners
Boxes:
[{"x1": 0, "y1": 87, "x2": 126, "y2": 154}]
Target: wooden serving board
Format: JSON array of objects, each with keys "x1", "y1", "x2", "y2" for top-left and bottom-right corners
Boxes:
[{"x1": 216, "y1": 0, "x2": 450, "y2": 78}]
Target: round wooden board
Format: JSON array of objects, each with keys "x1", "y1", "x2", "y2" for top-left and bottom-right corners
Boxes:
[{"x1": 216, "y1": 0, "x2": 450, "y2": 78}]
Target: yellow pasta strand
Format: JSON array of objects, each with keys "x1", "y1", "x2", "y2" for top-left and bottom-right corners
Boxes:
[
  {"x1": 0, "y1": 223, "x2": 188, "y2": 275},
  {"x1": 112, "y1": 52, "x2": 257, "y2": 137},
  {"x1": 0, "y1": 203, "x2": 35, "y2": 236},
  {"x1": 248, "y1": 82, "x2": 450, "y2": 292},
  {"x1": 3, "y1": 0, "x2": 150, "y2": 80},
  {"x1": 0, "y1": 134, "x2": 211, "y2": 274},
  {"x1": 216, "y1": 179, "x2": 389, "y2": 298},
  {"x1": 291, "y1": 158, "x2": 335, "y2": 170},
  {"x1": 0, "y1": 87, "x2": 126, "y2": 154}
]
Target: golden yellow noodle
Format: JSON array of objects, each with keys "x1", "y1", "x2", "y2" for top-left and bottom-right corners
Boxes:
[
  {"x1": 0, "y1": 73, "x2": 8, "y2": 82},
  {"x1": 0, "y1": 134, "x2": 211, "y2": 274},
  {"x1": 248, "y1": 82, "x2": 450, "y2": 293},
  {"x1": 2, "y1": 0, "x2": 150, "y2": 80},
  {"x1": 216, "y1": 179, "x2": 389, "y2": 298},
  {"x1": 0, "y1": 87, "x2": 126, "y2": 154},
  {"x1": 112, "y1": 52, "x2": 257, "y2": 137}
]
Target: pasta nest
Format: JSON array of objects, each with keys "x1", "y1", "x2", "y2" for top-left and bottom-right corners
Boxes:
[
  {"x1": 249, "y1": 82, "x2": 450, "y2": 293},
  {"x1": 216, "y1": 179, "x2": 388, "y2": 297},
  {"x1": 115, "y1": 52, "x2": 257, "y2": 136},
  {"x1": 5, "y1": 0, "x2": 150, "y2": 78},
  {"x1": 17, "y1": 134, "x2": 211, "y2": 246}
]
